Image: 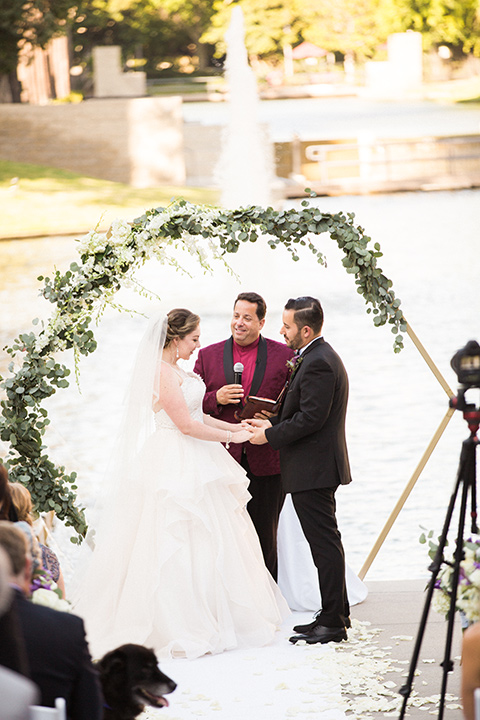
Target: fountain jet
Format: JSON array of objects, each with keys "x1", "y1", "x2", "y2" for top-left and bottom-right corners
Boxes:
[{"x1": 217, "y1": 6, "x2": 273, "y2": 209}]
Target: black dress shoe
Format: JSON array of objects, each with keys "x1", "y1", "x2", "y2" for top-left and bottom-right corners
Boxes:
[
  {"x1": 289, "y1": 625, "x2": 347, "y2": 645},
  {"x1": 293, "y1": 616, "x2": 351, "y2": 633}
]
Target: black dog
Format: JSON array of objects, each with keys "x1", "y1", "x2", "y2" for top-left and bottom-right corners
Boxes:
[{"x1": 98, "y1": 644, "x2": 177, "y2": 720}]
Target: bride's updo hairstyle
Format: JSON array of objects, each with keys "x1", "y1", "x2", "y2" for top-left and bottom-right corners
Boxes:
[{"x1": 164, "y1": 308, "x2": 200, "y2": 347}]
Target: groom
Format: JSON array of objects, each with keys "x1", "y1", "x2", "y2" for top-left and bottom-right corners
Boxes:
[{"x1": 248, "y1": 296, "x2": 352, "y2": 644}]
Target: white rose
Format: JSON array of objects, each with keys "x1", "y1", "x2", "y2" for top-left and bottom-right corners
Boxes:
[
  {"x1": 109, "y1": 219, "x2": 132, "y2": 245},
  {"x1": 78, "y1": 230, "x2": 107, "y2": 254},
  {"x1": 468, "y1": 568, "x2": 480, "y2": 587},
  {"x1": 31, "y1": 588, "x2": 71, "y2": 612},
  {"x1": 147, "y1": 212, "x2": 169, "y2": 232},
  {"x1": 432, "y1": 589, "x2": 450, "y2": 617}
]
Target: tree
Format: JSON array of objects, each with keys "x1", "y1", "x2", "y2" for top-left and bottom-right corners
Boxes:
[
  {"x1": 0, "y1": 0, "x2": 75, "y2": 101},
  {"x1": 389, "y1": 0, "x2": 480, "y2": 56},
  {"x1": 204, "y1": 0, "x2": 301, "y2": 61},
  {"x1": 150, "y1": 0, "x2": 216, "y2": 71},
  {"x1": 71, "y1": 0, "x2": 214, "y2": 83},
  {"x1": 294, "y1": 0, "x2": 390, "y2": 62}
]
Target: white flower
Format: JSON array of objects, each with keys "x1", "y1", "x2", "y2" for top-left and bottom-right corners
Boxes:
[
  {"x1": 78, "y1": 230, "x2": 107, "y2": 254},
  {"x1": 467, "y1": 568, "x2": 480, "y2": 586},
  {"x1": 147, "y1": 212, "x2": 170, "y2": 233},
  {"x1": 109, "y1": 219, "x2": 132, "y2": 245},
  {"x1": 116, "y1": 246, "x2": 136, "y2": 265},
  {"x1": 432, "y1": 588, "x2": 451, "y2": 617},
  {"x1": 31, "y1": 588, "x2": 71, "y2": 612},
  {"x1": 34, "y1": 333, "x2": 51, "y2": 353}
]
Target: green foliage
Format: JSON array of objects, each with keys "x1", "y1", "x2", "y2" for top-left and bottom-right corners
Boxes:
[
  {"x1": 0, "y1": 197, "x2": 405, "y2": 540},
  {"x1": 294, "y1": 0, "x2": 390, "y2": 60},
  {"x1": 204, "y1": 0, "x2": 299, "y2": 58},
  {"x1": 0, "y1": 0, "x2": 75, "y2": 75},
  {"x1": 71, "y1": 0, "x2": 214, "y2": 79},
  {"x1": 384, "y1": 0, "x2": 480, "y2": 55}
]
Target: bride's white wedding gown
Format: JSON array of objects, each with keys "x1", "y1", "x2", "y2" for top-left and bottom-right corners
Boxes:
[{"x1": 74, "y1": 369, "x2": 288, "y2": 659}]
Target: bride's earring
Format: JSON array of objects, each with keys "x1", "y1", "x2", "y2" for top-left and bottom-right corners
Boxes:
[{"x1": 175, "y1": 343, "x2": 179, "y2": 361}]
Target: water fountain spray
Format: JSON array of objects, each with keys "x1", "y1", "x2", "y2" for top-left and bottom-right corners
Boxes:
[{"x1": 217, "y1": 5, "x2": 273, "y2": 209}]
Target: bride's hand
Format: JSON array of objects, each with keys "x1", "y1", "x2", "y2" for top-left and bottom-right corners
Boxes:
[{"x1": 231, "y1": 428, "x2": 253, "y2": 444}]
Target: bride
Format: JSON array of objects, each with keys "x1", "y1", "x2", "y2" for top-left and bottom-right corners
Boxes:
[{"x1": 73, "y1": 308, "x2": 288, "y2": 659}]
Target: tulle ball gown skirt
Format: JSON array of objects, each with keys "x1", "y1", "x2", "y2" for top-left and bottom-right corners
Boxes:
[{"x1": 73, "y1": 427, "x2": 289, "y2": 659}]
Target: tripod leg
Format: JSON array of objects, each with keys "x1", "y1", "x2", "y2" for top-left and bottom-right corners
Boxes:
[
  {"x1": 438, "y1": 466, "x2": 470, "y2": 718},
  {"x1": 470, "y1": 439, "x2": 478, "y2": 535},
  {"x1": 399, "y1": 438, "x2": 472, "y2": 719},
  {"x1": 438, "y1": 437, "x2": 478, "y2": 719},
  {"x1": 399, "y1": 468, "x2": 464, "y2": 719}
]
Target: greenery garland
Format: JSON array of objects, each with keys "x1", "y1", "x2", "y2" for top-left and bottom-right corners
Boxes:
[{"x1": 0, "y1": 197, "x2": 406, "y2": 541}]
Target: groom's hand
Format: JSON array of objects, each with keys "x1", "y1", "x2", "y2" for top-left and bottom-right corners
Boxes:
[{"x1": 244, "y1": 418, "x2": 271, "y2": 445}]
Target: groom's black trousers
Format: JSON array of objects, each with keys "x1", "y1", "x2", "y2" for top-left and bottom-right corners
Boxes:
[{"x1": 291, "y1": 486, "x2": 349, "y2": 628}]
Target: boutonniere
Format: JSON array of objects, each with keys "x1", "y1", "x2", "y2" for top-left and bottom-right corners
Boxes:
[{"x1": 286, "y1": 355, "x2": 303, "y2": 378}]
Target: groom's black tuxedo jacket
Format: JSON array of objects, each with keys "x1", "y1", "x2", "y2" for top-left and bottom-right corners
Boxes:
[{"x1": 266, "y1": 337, "x2": 352, "y2": 493}]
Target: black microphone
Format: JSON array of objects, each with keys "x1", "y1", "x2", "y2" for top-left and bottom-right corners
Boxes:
[{"x1": 233, "y1": 362, "x2": 244, "y2": 385}]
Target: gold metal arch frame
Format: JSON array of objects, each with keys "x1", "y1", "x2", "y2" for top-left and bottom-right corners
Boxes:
[{"x1": 358, "y1": 322, "x2": 455, "y2": 580}]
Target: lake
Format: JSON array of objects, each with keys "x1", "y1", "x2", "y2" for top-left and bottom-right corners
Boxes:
[{"x1": 1, "y1": 185, "x2": 479, "y2": 583}]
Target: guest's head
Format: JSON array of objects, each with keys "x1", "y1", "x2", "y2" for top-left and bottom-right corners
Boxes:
[
  {"x1": 0, "y1": 545, "x2": 12, "y2": 616},
  {"x1": 0, "y1": 522, "x2": 32, "y2": 594},
  {"x1": 231, "y1": 292, "x2": 266, "y2": 346},
  {"x1": 0, "y1": 463, "x2": 14, "y2": 521},
  {"x1": 9, "y1": 483, "x2": 33, "y2": 526},
  {"x1": 281, "y1": 296, "x2": 324, "y2": 351}
]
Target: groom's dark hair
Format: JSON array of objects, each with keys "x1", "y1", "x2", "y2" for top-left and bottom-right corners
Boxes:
[
  {"x1": 285, "y1": 296, "x2": 324, "y2": 334},
  {"x1": 234, "y1": 292, "x2": 266, "y2": 321}
]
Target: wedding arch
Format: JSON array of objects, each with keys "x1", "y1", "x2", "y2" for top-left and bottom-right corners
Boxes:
[{"x1": 0, "y1": 197, "x2": 407, "y2": 541}]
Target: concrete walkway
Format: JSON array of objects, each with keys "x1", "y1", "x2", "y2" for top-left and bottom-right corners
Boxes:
[{"x1": 352, "y1": 579, "x2": 464, "y2": 718}]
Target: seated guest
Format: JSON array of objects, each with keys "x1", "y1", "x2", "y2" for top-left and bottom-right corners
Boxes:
[
  {"x1": 9, "y1": 482, "x2": 66, "y2": 598},
  {"x1": 462, "y1": 621, "x2": 480, "y2": 720},
  {"x1": 0, "y1": 544, "x2": 40, "y2": 718},
  {"x1": 0, "y1": 522, "x2": 103, "y2": 720}
]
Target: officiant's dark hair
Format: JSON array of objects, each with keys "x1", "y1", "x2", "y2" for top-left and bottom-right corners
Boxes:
[
  {"x1": 234, "y1": 292, "x2": 266, "y2": 321},
  {"x1": 285, "y1": 296, "x2": 323, "y2": 334}
]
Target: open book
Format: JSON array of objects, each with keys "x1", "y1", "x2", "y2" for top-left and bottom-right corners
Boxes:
[{"x1": 234, "y1": 396, "x2": 279, "y2": 421}]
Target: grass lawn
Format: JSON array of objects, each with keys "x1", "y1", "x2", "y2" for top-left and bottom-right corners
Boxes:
[{"x1": 0, "y1": 160, "x2": 219, "y2": 239}]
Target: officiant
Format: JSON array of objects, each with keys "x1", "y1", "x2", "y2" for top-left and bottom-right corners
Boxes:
[{"x1": 194, "y1": 292, "x2": 293, "y2": 580}]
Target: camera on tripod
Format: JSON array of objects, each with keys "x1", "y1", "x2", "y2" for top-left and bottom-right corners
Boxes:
[
  {"x1": 450, "y1": 339, "x2": 480, "y2": 429},
  {"x1": 399, "y1": 340, "x2": 480, "y2": 720}
]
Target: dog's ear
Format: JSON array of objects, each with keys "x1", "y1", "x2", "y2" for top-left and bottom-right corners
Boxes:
[{"x1": 99, "y1": 649, "x2": 126, "y2": 675}]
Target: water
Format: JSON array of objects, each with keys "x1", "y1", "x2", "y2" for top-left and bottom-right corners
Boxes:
[
  {"x1": 1, "y1": 187, "x2": 479, "y2": 583},
  {"x1": 184, "y1": 96, "x2": 480, "y2": 142}
]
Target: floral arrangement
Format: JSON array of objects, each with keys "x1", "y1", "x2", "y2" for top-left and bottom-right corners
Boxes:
[
  {"x1": 30, "y1": 566, "x2": 71, "y2": 613},
  {"x1": 0, "y1": 197, "x2": 406, "y2": 540},
  {"x1": 286, "y1": 354, "x2": 304, "y2": 379},
  {"x1": 421, "y1": 529, "x2": 480, "y2": 625}
]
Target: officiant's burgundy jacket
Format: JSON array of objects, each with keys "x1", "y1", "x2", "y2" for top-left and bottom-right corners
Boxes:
[
  {"x1": 194, "y1": 336, "x2": 293, "y2": 475},
  {"x1": 266, "y1": 337, "x2": 353, "y2": 493}
]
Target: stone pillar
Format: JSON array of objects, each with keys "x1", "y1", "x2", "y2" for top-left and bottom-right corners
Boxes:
[
  {"x1": 93, "y1": 46, "x2": 146, "y2": 98},
  {"x1": 387, "y1": 32, "x2": 423, "y2": 91}
]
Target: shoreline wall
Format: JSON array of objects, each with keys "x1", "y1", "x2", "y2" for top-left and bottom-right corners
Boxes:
[
  {"x1": 0, "y1": 97, "x2": 185, "y2": 187},
  {"x1": 1, "y1": 99, "x2": 480, "y2": 195}
]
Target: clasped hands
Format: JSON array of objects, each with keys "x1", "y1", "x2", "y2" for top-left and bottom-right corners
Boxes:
[{"x1": 240, "y1": 417, "x2": 272, "y2": 445}]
